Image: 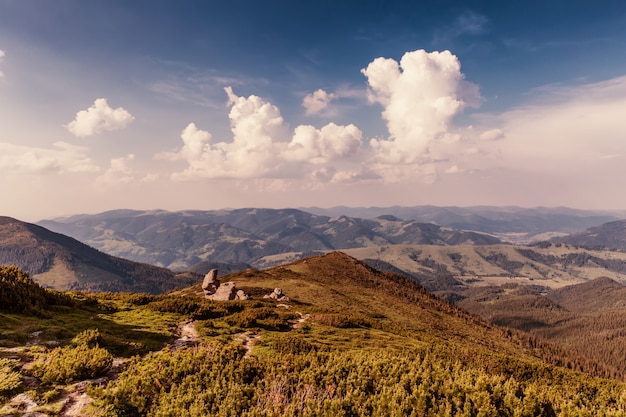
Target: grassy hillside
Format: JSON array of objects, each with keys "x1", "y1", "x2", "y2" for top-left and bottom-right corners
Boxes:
[{"x1": 2, "y1": 255, "x2": 626, "y2": 416}]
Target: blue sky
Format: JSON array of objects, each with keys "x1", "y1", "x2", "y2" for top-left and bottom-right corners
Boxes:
[{"x1": 1, "y1": 0, "x2": 626, "y2": 221}]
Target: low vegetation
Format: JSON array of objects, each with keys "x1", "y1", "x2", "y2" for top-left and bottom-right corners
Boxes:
[
  {"x1": 89, "y1": 341, "x2": 626, "y2": 417},
  {"x1": 3, "y1": 255, "x2": 626, "y2": 416}
]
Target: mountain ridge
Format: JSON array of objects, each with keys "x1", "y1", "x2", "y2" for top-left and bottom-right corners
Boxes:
[
  {"x1": 38, "y1": 208, "x2": 500, "y2": 270},
  {"x1": 0, "y1": 216, "x2": 199, "y2": 293}
]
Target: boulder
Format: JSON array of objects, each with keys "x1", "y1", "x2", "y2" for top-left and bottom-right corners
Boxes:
[
  {"x1": 208, "y1": 281, "x2": 237, "y2": 301},
  {"x1": 202, "y1": 269, "x2": 219, "y2": 297},
  {"x1": 264, "y1": 287, "x2": 290, "y2": 302},
  {"x1": 202, "y1": 269, "x2": 248, "y2": 301}
]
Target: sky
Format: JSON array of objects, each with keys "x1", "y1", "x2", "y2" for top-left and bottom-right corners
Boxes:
[{"x1": 1, "y1": 0, "x2": 626, "y2": 221}]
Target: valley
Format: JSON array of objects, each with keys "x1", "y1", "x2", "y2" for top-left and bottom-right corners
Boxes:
[{"x1": 2, "y1": 206, "x2": 626, "y2": 415}]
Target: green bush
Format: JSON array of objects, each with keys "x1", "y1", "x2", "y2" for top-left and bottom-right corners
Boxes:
[
  {"x1": 31, "y1": 343, "x2": 113, "y2": 385},
  {"x1": 90, "y1": 343, "x2": 626, "y2": 417},
  {"x1": 0, "y1": 358, "x2": 23, "y2": 401},
  {"x1": 71, "y1": 328, "x2": 103, "y2": 347}
]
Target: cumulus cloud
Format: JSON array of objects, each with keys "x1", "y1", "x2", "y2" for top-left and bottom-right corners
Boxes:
[
  {"x1": 66, "y1": 98, "x2": 134, "y2": 137},
  {"x1": 161, "y1": 50, "x2": 492, "y2": 186},
  {"x1": 479, "y1": 128, "x2": 504, "y2": 141},
  {"x1": 161, "y1": 88, "x2": 365, "y2": 182},
  {"x1": 361, "y1": 49, "x2": 480, "y2": 181},
  {"x1": 95, "y1": 154, "x2": 136, "y2": 188},
  {"x1": 283, "y1": 123, "x2": 362, "y2": 164},
  {"x1": 302, "y1": 89, "x2": 337, "y2": 115},
  {"x1": 0, "y1": 142, "x2": 99, "y2": 175}
]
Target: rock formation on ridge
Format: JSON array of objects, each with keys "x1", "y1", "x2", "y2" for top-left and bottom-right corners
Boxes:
[{"x1": 202, "y1": 269, "x2": 248, "y2": 301}]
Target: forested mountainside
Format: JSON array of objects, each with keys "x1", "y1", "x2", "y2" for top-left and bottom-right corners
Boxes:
[
  {"x1": 38, "y1": 208, "x2": 500, "y2": 270},
  {"x1": 2, "y1": 254, "x2": 626, "y2": 416},
  {"x1": 0, "y1": 216, "x2": 199, "y2": 293},
  {"x1": 455, "y1": 277, "x2": 626, "y2": 381}
]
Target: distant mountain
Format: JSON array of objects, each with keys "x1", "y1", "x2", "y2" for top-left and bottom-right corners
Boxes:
[
  {"x1": 553, "y1": 220, "x2": 626, "y2": 251},
  {"x1": 302, "y1": 205, "x2": 623, "y2": 243},
  {"x1": 38, "y1": 208, "x2": 500, "y2": 270},
  {"x1": 338, "y1": 242, "x2": 626, "y2": 292},
  {"x1": 0, "y1": 216, "x2": 199, "y2": 293}
]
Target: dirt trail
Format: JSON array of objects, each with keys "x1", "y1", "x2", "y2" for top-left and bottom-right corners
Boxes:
[
  {"x1": 236, "y1": 311, "x2": 310, "y2": 357},
  {"x1": 289, "y1": 312, "x2": 311, "y2": 330},
  {"x1": 174, "y1": 320, "x2": 200, "y2": 348}
]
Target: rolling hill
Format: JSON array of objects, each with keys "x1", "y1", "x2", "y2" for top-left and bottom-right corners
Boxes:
[
  {"x1": 337, "y1": 242, "x2": 626, "y2": 292},
  {"x1": 0, "y1": 216, "x2": 199, "y2": 293}
]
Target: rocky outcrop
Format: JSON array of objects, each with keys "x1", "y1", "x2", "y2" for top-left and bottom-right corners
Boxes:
[
  {"x1": 263, "y1": 287, "x2": 290, "y2": 302},
  {"x1": 202, "y1": 269, "x2": 248, "y2": 301},
  {"x1": 202, "y1": 269, "x2": 219, "y2": 297}
]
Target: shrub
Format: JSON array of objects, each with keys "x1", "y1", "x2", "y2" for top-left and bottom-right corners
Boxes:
[
  {"x1": 31, "y1": 343, "x2": 113, "y2": 385},
  {"x1": 0, "y1": 358, "x2": 23, "y2": 401},
  {"x1": 71, "y1": 329, "x2": 103, "y2": 347}
]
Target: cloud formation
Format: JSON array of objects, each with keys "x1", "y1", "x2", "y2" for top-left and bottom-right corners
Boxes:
[
  {"x1": 66, "y1": 98, "x2": 134, "y2": 137},
  {"x1": 161, "y1": 87, "x2": 364, "y2": 182},
  {"x1": 302, "y1": 89, "x2": 337, "y2": 115},
  {"x1": 0, "y1": 49, "x2": 4, "y2": 78},
  {"x1": 362, "y1": 49, "x2": 480, "y2": 168},
  {"x1": 0, "y1": 142, "x2": 99, "y2": 175},
  {"x1": 161, "y1": 50, "x2": 491, "y2": 186}
]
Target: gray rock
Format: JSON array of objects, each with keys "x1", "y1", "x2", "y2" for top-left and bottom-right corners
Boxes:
[
  {"x1": 264, "y1": 287, "x2": 290, "y2": 302},
  {"x1": 202, "y1": 269, "x2": 219, "y2": 297},
  {"x1": 202, "y1": 269, "x2": 248, "y2": 301},
  {"x1": 208, "y1": 281, "x2": 237, "y2": 301}
]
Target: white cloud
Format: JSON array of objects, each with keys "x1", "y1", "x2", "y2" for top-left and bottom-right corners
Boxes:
[
  {"x1": 487, "y1": 75, "x2": 626, "y2": 172},
  {"x1": 161, "y1": 50, "x2": 492, "y2": 186},
  {"x1": 66, "y1": 98, "x2": 134, "y2": 137},
  {"x1": 0, "y1": 141, "x2": 99, "y2": 175},
  {"x1": 95, "y1": 154, "x2": 136, "y2": 188},
  {"x1": 361, "y1": 49, "x2": 481, "y2": 181},
  {"x1": 0, "y1": 49, "x2": 4, "y2": 78},
  {"x1": 479, "y1": 128, "x2": 504, "y2": 141},
  {"x1": 162, "y1": 88, "x2": 365, "y2": 182},
  {"x1": 302, "y1": 89, "x2": 337, "y2": 115},
  {"x1": 284, "y1": 123, "x2": 362, "y2": 164}
]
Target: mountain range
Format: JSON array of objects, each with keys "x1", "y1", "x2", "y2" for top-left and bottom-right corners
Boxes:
[
  {"x1": 38, "y1": 208, "x2": 501, "y2": 270},
  {"x1": 3, "y1": 207, "x2": 626, "y2": 413},
  {"x1": 302, "y1": 205, "x2": 624, "y2": 242}
]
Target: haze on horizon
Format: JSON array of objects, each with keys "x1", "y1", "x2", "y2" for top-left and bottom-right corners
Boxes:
[{"x1": 1, "y1": 0, "x2": 626, "y2": 222}]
